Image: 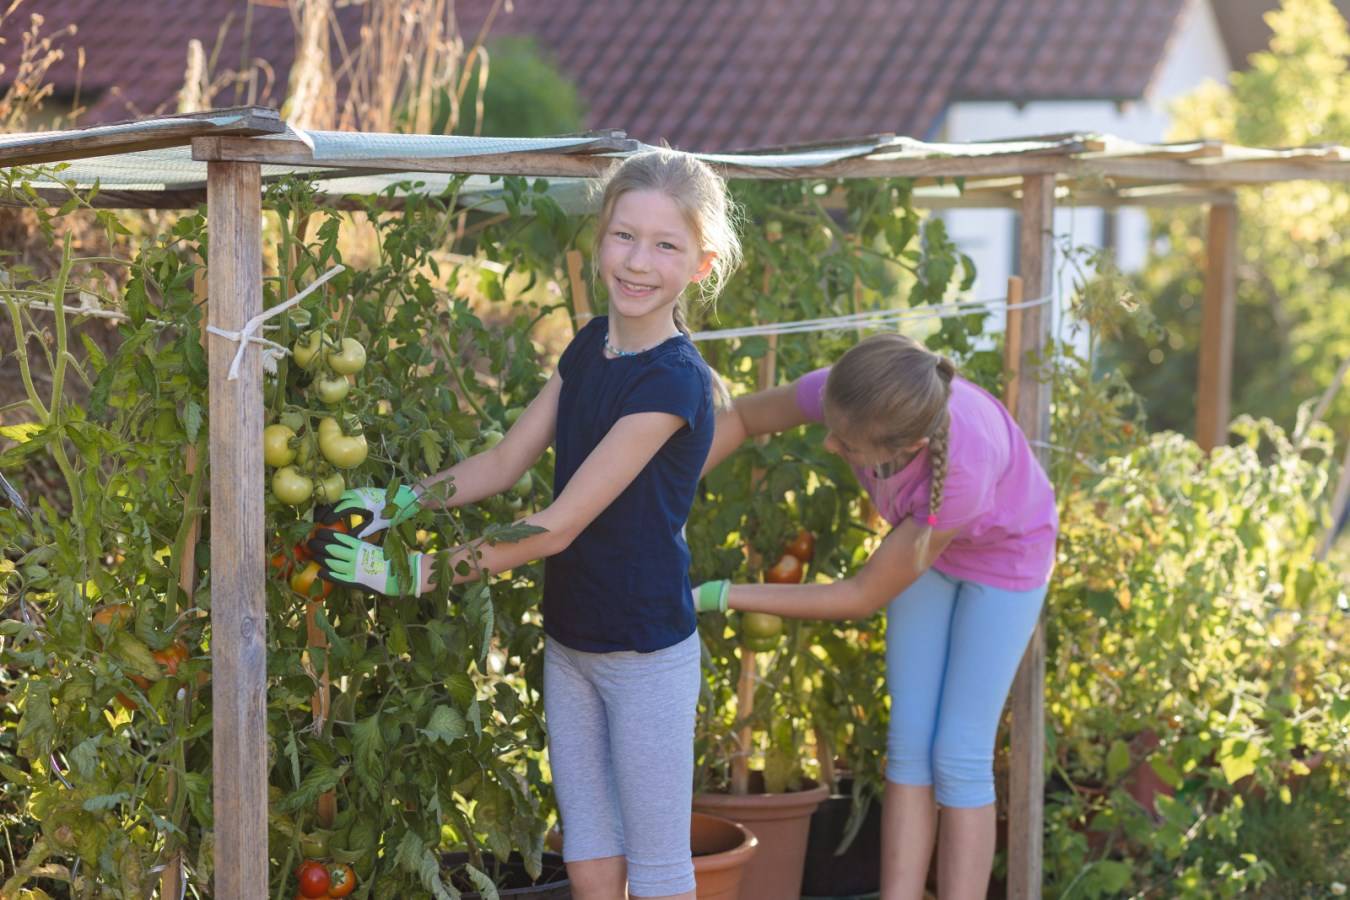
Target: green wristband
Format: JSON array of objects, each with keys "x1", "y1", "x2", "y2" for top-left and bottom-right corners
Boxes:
[{"x1": 695, "y1": 579, "x2": 731, "y2": 614}]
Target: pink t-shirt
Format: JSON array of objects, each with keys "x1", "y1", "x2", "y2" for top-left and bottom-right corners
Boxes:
[{"x1": 796, "y1": 367, "x2": 1057, "y2": 590}]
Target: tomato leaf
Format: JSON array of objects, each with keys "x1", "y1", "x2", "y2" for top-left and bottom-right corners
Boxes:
[
  {"x1": 277, "y1": 764, "x2": 346, "y2": 813},
  {"x1": 352, "y1": 714, "x2": 386, "y2": 798},
  {"x1": 183, "y1": 400, "x2": 203, "y2": 444},
  {"x1": 83, "y1": 792, "x2": 131, "y2": 812},
  {"x1": 422, "y1": 705, "x2": 466, "y2": 745}
]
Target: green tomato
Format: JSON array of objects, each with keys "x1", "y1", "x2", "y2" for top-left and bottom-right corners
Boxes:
[
  {"x1": 294, "y1": 429, "x2": 317, "y2": 466},
  {"x1": 510, "y1": 470, "x2": 532, "y2": 498},
  {"x1": 478, "y1": 429, "x2": 505, "y2": 451},
  {"x1": 574, "y1": 222, "x2": 596, "y2": 256},
  {"x1": 292, "y1": 331, "x2": 324, "y2": 371},
  {"x1": 315, "y1": 375, "x2": 350, "y2": 405},
  {"x1": 272, "y1": 466, "x2": 314, "y2": 506},
  {"x1": 152, "y1": 409, "x2": 181, "y2": 442},
  {"x1": 327, "y1": 338, "x2": 367, "y2": 376},
  {"x1": 317, "y1": 417, "x2": 369, "y2": 469},
  {"x1": 504, "y1": 406, "x2": 526, "y2": 425},
  {"x1": 263, "y1": 424, "x2": 298, "y2": 468},
  {"x1": 315, "y1": 471, "x2": 345, "y2": 504}
]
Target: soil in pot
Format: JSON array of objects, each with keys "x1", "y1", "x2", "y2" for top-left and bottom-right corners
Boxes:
[{"x1": 440, "y1": 851, "x2": 570, "y2": 898}]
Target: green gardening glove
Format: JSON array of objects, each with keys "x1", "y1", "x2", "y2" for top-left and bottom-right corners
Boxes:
[
  {"x1": 315, "y1": 484, "x2": 422, "y2": 539},
  {"x1": 693, "y1": 580, "x2": 730, "y2": 614},
  {"x1": 308, "y1": 530, "x2": 426, "y2": 597}
]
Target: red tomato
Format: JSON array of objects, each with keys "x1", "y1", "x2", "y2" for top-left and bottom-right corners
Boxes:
[
  {"x1": 327, "y1": 862, "x2": 356, "y2": 897},
  {"x1": 783, "y1": 529, "x2": 816, "y2": 563},
  {"x1": 154, "y1": 642, "x2": 190, "y2": 677},
  {"x1": 764, "y1": 553, "x2": 804, "y2": 584},
  {"x1": 296, "y1": 859, "x2": 330, "y2": 898}
]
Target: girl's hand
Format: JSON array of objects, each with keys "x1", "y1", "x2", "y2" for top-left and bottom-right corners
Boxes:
[
  {"x1": 315, "y1": 484, "x2": 421, "y2": 539},
  {"x1": 308, "y1": 530, "x2": 425, "y2": 597}
]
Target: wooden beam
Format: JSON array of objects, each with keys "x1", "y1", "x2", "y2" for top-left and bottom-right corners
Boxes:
[
  {"x1": 192, "y1": 135, "x2": 636, "y2": 178},
  {"x1": 207, "y1": 160, "x2": 268, "y2": 899},
  {"x1": 1007, "y1": 174, "x2": 1054, "y2": 900},
  {"x1": 0, "y1": 107, "x2": 283, "y2": 166},
  {"x1": 1196, "y1": 202, "x2": 1237, "y2": 452},
  {"x1": 1003, "y1": 276, "x2": 1025, "y2": 410}
]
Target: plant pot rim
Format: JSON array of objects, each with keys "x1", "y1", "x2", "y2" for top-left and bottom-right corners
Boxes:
[
  {"x1": 694, "y1": 777, "x2": 831, "y2": 816},
  {"x1": 690, "y1": 811, "x2": 758, "y2": 874}
]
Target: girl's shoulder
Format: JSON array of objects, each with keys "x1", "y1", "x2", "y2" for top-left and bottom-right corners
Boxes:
[{"x1": 558, "y1": 316, "x2": 607, "y2": 378}]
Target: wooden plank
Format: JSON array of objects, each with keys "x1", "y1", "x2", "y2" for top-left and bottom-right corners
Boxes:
[
  {"x1": 1007, "y1": 174, "x2": 1054, "y2": 900},
  {"x1": 207, "y1": 160, "x2": 269, "y2": 899},
  {"x1": 1077, "y1": 157, "x2": 1350, "y2": 184},
  {"x1": 1003, "y1": 276, "x2": 1024, "y2": 410},
  {"x1": 0, "y1": 108, "x2": 283, "y2": 166},
  {"x1": 1196, "y1": 202, "x2": 1237, "y2": 452},
  {"x1": 566, "y1": 249, "x2": 592, "y2": 334},
  {"x1": 192, "y1": 135, "x2": 637, "y2": 178},
  {"x1": 193, "y1": 134, "x2": 1071, "y2": 180}
]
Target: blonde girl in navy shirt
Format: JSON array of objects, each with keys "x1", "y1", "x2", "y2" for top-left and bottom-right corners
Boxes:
[{"x1": 310, "y1": 149, "x2": 741, "y2": 900}]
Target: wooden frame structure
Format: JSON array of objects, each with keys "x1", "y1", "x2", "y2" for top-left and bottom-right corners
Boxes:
[{"x1": 3, "y1": 108, "x2": 1347, "y2": 898}]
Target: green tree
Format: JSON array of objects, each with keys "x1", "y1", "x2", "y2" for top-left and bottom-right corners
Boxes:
[
  {"x1": 454, "y1": 36, "x2": 586, "y2": 138},
  {"x1": 1100, "y1": 0, "x2": 1350, "y2": 436}
]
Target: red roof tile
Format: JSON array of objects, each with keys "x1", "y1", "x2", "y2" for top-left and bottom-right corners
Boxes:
[{"x1": 7, "y1": 0, "x2": 1321, "y2": 151}]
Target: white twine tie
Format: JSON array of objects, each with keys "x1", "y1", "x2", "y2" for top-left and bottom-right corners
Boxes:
[{"x1": 206, "y1": 265, "x2": 345, "y2": 380}]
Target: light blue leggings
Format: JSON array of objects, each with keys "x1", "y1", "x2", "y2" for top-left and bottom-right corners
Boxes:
[
  {"x1": 544, "y1": 632, "x2": 701, "y2": 897},
  {"x1": 885, "y1": 568, "x2": 1047, "y2": 808}
]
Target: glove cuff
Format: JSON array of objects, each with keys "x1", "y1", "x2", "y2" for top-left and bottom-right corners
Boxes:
[{"x1": 695, "y1": 579, "x2": 730, "y2": 614}]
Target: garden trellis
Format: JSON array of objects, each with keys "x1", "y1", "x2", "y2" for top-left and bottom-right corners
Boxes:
[{"x1": 2, "y1": 105, "x2": 1348, "y2": 899}]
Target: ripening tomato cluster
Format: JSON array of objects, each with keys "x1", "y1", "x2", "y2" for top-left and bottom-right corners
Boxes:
[
  {"x1": 295, "y1": 859, "x2": 356, "y2": 898},
  {"x1": 90, "y1": 603, "x2": 203, "y2": 712},
  {"x1": 265, "y1": 332, "x2": 370, "y2": 510},
  {"x1": 739, "y1": 529, "x2": 816, "y2": 652},
  {"x1": 269, "y1": 520, "x2": 355, "y2": 601}
]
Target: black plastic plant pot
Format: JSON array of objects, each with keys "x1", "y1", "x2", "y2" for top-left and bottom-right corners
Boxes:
[
  {"x1": 799, "y1": 777, "x2": 883, "y2": 899},
  {"x1": 440, "y1": 851, "x2": 570, "y2": 898}
]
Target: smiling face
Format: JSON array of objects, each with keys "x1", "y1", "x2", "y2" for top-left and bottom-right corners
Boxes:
[{"x1": 597, "y1": 188, "x2": 714, "y2": 323}]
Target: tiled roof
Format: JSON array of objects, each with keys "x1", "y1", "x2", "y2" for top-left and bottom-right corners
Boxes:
[
  {"x1": 0, "y1": 0, "x2": 360, "y2": 123},
  {"x1": 459, "y1": 0, "x2": 1190, "y2": 150},
  {"x1": 3, "y1": 0, "x2": 1272, "y2": 150}
]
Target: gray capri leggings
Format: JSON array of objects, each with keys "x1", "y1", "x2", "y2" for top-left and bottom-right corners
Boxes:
[{"x1": 544, "y1": 631, "x2": 701, "y2": 897}]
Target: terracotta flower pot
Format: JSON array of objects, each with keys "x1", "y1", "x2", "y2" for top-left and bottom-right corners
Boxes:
[
  {"x1": 546, "y1": 811, "x2": 757, "y2": 899},
  {"x1": 693, "y1": 772, "x2": 830, "y2": 900},
  {"x1": 691, "y1": 811, "x2": 759, "y2": 900}
]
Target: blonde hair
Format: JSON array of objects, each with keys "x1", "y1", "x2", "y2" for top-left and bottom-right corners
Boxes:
[
  {"x1": 593, "y1": 148, "x2": 742, "y2": 336},
  {"x1": 593, "y1": 148, "x2": 741, "y2": 405},
  {"x1": 824, "y1": 333, "x2": 956, "y2": 560}
]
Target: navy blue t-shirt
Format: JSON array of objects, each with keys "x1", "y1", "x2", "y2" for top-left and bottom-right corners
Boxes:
[{"x1": 544, "y1": 316, "x2": 715, "y2": 652}]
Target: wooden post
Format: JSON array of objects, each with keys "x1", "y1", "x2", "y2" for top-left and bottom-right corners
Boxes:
[
  {"x1": 732, "y1": 331, "x2": 778, "y2": 795},
  {"x1": 566, "y1": 249, "x2": 592, "y2": 335},
  {"x1": 1006, "y1": 174, "x2": 1054, "y2": 900},
  {"x1": 207, "y1": 160, "x2": 268, "y2": 899},
  {"x1": 1196, "y1": 201, "x2": 1237, "y2": 452},
  {"x1": 1003, "y1": 276, "x2": 1024, "y2": 411}
]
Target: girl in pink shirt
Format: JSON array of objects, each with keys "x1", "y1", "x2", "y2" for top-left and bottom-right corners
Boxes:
[{"x1": 695, "y1": 333, "x2": 1056, "y2": 900}]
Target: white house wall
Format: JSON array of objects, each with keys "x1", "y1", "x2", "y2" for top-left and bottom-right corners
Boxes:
[{"x1": 937, "y1": 0, "x2": 1232, "y2": 317}]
